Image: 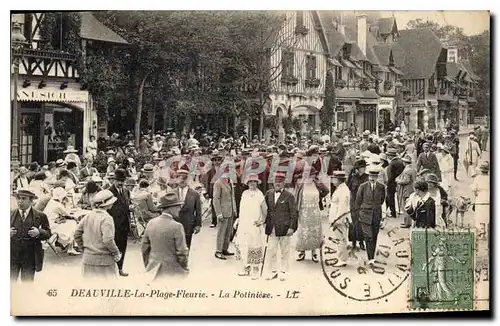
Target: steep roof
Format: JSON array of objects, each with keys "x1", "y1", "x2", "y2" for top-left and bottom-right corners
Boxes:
[
  {"x1": 317, "y1": 11, "x2": 348, "y2": 57},
  {"x1": 79, "y1": 12, "x2": 128, "y2": 44},
  {"x1": 375, "y1": 17, "x2": 397, "y2": 35},
  {"x1": 372, "y1": 42, "x2": 406, "y2": 68},
  {"x1": 396, "y1": 28, "x2": 443, "y2": 79}
]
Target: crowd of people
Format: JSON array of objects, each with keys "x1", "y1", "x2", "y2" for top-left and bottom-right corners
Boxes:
[{"x1": 10, "y1": 124, "x2": 490, "y2": 282}]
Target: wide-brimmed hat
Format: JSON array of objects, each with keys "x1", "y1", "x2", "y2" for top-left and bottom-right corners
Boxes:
[
  {"x1": 93, "y1": 190, "x2": 117, "y2": 208},
  {"x1": 369, "y1": 154, "x2": 381, "y2": 165},
  {"x1": 379, "y1": 153, "x2": 388, "y2": 162},
  {"x1": 354, "y1": 159, "x2": 367, "y2": 169},
  {"x1": 477, "y1": 161, "x2": 489, "y2": 173},
  {"x1": 386, "y1": 148, "x2": 398, "y2": 156},
  {"x1": 110, "y1": 169, "x2": 127, "y2": 181},
  {"x1": 342, "y1": 141, "x2": 352, "y2": 147},
  {"x1": 127, "y1": 157, "x2": 135, "y2": 164},
  {"x1": 13, "y1": 189, "x2": 38, "y2": 199},
  {"x1": 142, "y1": 164, "x2": 154, "y2": 173},
  {"x1": 157, "y1": 191, "x2": 184, "y2": 209},
  {"x1": 367, "y1": 166, "x2": 381, "y2": 175},
  {"x1": 63, "y1": 145, "x2": 78, "y2": 154},
  {"x1": 106, "y1": 150, "x2": 115, "y2": 155},
  {"x1": 56, "y1": 159, "x2": 66, "y2": 167},
  {"x1": 424, "y1": 173, "x2": 439, "y2": 184},
  {"x1": 107, "y1": 157, "x2": 116, "y2": 164},
  {"x1": 402, "y1": 155, "x2": 412, "y2": 164},
  {"x1": 18, "y1": 167, "x2": 29, "y2": 175},
  {"x1": 52, "y1": 187, "x2": 67, "y2": 201},
  {"x1": 245, "y1": 174, "x2": 261, "y2": 185},
  {"x1": 332, "y1": 171, "x2": 347, "y2": 179}
]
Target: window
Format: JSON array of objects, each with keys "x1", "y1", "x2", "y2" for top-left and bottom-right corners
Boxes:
[
  {"x1": 282, "y1": 51, "x2": 294, "y2": 78},
  {"x1": 296, "y1": 11, "x2": 304, "y2": 27},
  {"x1": 335, "y1": 66, "x2": 343, "y2": 80},
  {"x1": 385, "y1": 72, "x2": 390, "y2": 81},
  {"x1": 306, "y1": 55, "x2": 317, "y2": 79}
]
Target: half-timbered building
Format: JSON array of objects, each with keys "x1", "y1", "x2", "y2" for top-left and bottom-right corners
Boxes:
[
  {"x1": 11, "y1": 12, "x2": 127, "y2": 164},
  {"x1": 267, "y1": 11, "x2": 330, "y2": 137}
]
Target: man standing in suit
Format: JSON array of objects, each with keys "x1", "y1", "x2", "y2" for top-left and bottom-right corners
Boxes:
[
  {"x1": 11, "y1": 190, "x2": 51, "y2": 282},
  {"x1": 416, "y1": 142, "x2": 442, "y2": 181},
  {"x1": 213, "y1": 167, "x2": 237, "y2": 260},
  {"x1": 141, "y1": 192, "x2": 189, "y2": 280},
  {"x1": 386, "y1": 148, "x2": 405, "y2": 218},
  {"x1": 205, "y1": 153, "x2": 222, "y2": 228},
  {"x1": 355, "y1": 167, "x2": 386, "y2": 266},
  {"x1": 107, "y1": 169, "x2": 132, "y2": 277},
  {"x1": 79, "y1": 158, "x2": 98, "y2": 181},
  {"x1": 261, "y1": 172, "x2": 298, "y2": 281},
  {"x1": 175, "y1": 170, "x2": 202, "y2": 249}
]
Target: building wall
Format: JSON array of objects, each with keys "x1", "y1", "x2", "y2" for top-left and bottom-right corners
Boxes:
[{"x1": 269, "y1": 11, "x2": 328, "y2": 119}]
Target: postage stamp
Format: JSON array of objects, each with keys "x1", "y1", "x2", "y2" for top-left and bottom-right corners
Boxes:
[{"x1": 409, "y1": 228, "x2": 474, "y2": 310}]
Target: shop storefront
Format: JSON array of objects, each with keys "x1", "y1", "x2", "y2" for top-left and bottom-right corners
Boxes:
[
  {"x1": 13, "y1": 83, "x2": 91, "y2": 165},
  {"x1": 356, "y1": 99, "x2": 378, "y2": 133},
  {"x1": 335, "y1": 101, "x2": 355, "y2": 131},
  {"x1": 377, "y1": 97, "x2": 394, "y2": 134}
]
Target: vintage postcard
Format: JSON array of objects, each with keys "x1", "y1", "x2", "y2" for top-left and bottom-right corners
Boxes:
[{"x1": 10, "y1": 10, "x2": 490, "y2": 316}]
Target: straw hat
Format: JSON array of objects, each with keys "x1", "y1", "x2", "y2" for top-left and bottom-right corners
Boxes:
[
  {"x1": 93, "y1": 190, "x2": 117, "y2": 208},
  {"x1": 13, "y1": 189, "x2": 37, "y2": 199},
  {"x1": 63, "y1": 145, "x2": 78, "y2": 154},
  {"x1": 245, "y1": 174, "x2": 261, "y2": 185}
]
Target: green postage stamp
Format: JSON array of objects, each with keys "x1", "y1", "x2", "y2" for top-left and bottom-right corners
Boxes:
[{"x1": 410, "y1": 229, "x2": 474, "y2": 310}]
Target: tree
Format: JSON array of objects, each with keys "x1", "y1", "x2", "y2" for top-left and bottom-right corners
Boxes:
[{"x1": 320, "y1": 70, "x2": 336, "y2": 135}]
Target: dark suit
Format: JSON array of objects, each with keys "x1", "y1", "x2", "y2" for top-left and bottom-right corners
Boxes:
[
  {"x1": 355, "y1": 181, "x2": 386, "y2": 261},
  {"x1": 264, "y1": 189, "x2": 298, "y2": 237},
  {"x1": 416, "y1": 152, "x2": 442, "y2": 181},
  {"x1": 107, "y1": 185, "x2": 131, "y2": 270},
  {"x1": 347, "y1": 171, "x2": 369, "y2": 246},
  {"x1": 205, "y1": 167, "x2": 218, "y2": 226},
  {"x1": 80, "y1": 166, "x2": 99, "y2": 180},
  {"x1": 386, "y1": 157, "x2": 405, "y2": 217},
  {"x1": 367, "y1": 143, "x2": 381, "y2": 155},
  {"x1": 11, "y1": 208, "x2": 51, "y2": 282},
  {"x1": 175, "y1": 187, "x2": 202, "y2": 249}
]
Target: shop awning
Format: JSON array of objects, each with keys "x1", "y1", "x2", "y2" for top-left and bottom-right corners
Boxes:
[
  {"x1": 373, "y1": 65, "x2": 391, "y2": 73},
  {"x1": 328, "y1": 58, "x2": 342, "y2": 67},
  {"x1": 351, "y1": 60, "x2": 363, "y2": 70},
  {"x1": 341, "y1": 58, "x2": 356, "y2": 69},
  {"x1": 352, "y1": 70, "x2": 363, "y2": 79},
  {"x1": 389, "y1": 66, "x2": 404, "y2": 75}
]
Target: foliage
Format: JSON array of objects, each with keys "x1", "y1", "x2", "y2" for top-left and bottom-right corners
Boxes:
[
  {"x1": 263, "y1": 115, "x2": 278, "y2": 130},
  {"x1": 320, "y1": 70, "x2": 335, "y2": 133}
]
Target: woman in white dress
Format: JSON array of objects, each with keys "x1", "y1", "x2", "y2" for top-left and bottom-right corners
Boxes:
[
  {"x1": 86, "y1": 135, "x2": 98, "y2": 159},
  {"x1": 29, "y1": 171, "x2": 50, "y2": 199},
  {"x1": 43, "y1": 187, "x2": 80, "y2": 255},
  {"x1": 425, "y1": 174, "x2": 447, "y2": 228},
  {"x1": 233, "y1": 174, "x2": 267, "y2": 280},
  {"x1": 472, "y1": 161, "x2": 490, "y2": 231}
]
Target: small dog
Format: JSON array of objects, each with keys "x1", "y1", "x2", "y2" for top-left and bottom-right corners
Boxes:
[{"x1": 447, "y1": 196, "x2": 472, "y2": 227}]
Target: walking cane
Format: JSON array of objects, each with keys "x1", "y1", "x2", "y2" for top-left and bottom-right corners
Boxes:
[{"x1": 260, "y1": 235, "x2": 269, "y2": 277}]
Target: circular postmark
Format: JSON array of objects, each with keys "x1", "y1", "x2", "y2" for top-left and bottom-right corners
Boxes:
[{"x1": 320, "y1": 212, "x2": 411, "y2": 301}]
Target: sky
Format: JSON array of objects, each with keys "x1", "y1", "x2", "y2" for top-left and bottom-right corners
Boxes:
[{"x1": 380, "y1": 11, "x2": 490, "y2": 36}]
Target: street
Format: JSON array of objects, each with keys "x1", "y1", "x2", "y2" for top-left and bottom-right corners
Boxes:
[{"x1": 32, "y1": 134, "x2": 489, "y2": 312}]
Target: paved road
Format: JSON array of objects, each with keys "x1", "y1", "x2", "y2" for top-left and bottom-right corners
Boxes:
[{"x1": 34, "y1": 133, "x2": 489, "y2": 310}]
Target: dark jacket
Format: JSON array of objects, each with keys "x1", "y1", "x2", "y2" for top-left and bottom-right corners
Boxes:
[
  {"x1": 355, "y1": 181, "x2": 386, "y2": 225},
  {"x1": 406, "y1": 197, "x2": 436, "y2": 228},
  {"x1": 11, "y1": 208, "x2": 51, "y2": 272},
  {"x1": 416, "y1": 152, "x2": 442, "y2": 181},
  {"x1": 386, "y1": 157, "x2": 405, "y2": 191},
  {"x1": 175, "y1": 188, "x2": 202, "y2": 236},
  {"x1": 264, "y1": 189, "x2": 298, "y2": 237},
  {"x1": 367, "y1": 143, "x2": 381, "y2": 155},
  {"x1": 107, "y1": 185, "x2": 131, "y2": 233}
]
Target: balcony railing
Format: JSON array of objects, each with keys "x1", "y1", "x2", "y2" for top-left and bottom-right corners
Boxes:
[{"x1": 12, "y1": 47, "x2": 77, "y2": 62}]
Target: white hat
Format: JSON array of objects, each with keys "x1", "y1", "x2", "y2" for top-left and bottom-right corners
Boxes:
[
  {"x1": 107, "y1": 157, "x2": 115, "y2": 163},
  {"x1": 437, "y1": 143, "x2": 444, "y2": 149},
  {"x1": 93, "y1": 190, "x2": 117, "y2": 208},
  {"x1": 369, "y1": 154, "x2": 381, "y2": 165},
  {"x1": 127, "y1": 157, "x2": 135, "y2": 163},
  {"x1": 52, "y1": 187, "x2": 67, "y2": 201},
  {"x1": 63, "y1": 145, "x2": 78, "y2": 154},
  {"x1": 362, "y1": 150, "x2": 372, "y2": 159}
]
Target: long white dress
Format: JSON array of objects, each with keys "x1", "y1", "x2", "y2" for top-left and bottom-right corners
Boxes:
[
  {"x1": 43, "y1": 199, "x2": 77, "y2": 247},
  {"x1": 234, "y1": 189, "x2": 266, "y2": 267},
  {"x1": 295, "y1": 180, "x2": 322, "y2": 251}
]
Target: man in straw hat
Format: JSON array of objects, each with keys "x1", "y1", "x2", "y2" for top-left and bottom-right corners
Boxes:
[
  {"x1": 107, "y1": 169, "x2": 133, "y2": 277},
  {"x1": 328, "y1": 171, "x2": 351, "y2": 266},
  {"x1": 354, "y1": 166, "x2": 386, "y2": 266},
  {"x1": 141, "y1": 191, "x2": 189, "y2": 279},
  {"x1": 11, "y1": 189, "x2": 51, "y2": 282},
  {"x1": 74, "y1": 190, "x2": 122, "y2": 279},
  {"x1": 263, "y1": 172, "x2": 298, "y2": 281},
  {"x1": 63, "y1": 145, "x2": 81, "y2": 167}
]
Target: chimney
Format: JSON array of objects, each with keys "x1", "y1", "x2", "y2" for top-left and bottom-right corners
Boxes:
[{"x1": 357, "y1": 14, "x2": 367, "y2": 56}]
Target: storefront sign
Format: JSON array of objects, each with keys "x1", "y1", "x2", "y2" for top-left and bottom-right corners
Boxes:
[
  {"x1": 378, "y1": 98, "x2": 394, "y2": 110},
  {"x1": 17, "y1": 89, "x2": 89, "y2": 102},
  {"x1": 406, "y1": 102, "x2": 425, "y2": 108},
  {"x1": 359, "y1": 99, "x2": 378, "y2": 105},
  {"x1": 336, "y1": 104, "x2": 353, "y2": 112}
]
